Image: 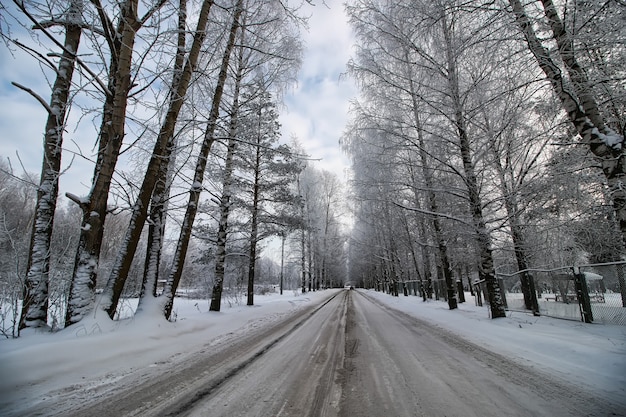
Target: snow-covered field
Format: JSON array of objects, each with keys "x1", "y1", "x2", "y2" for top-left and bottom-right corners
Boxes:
[{"x1": 1, "y1": 288, "x2": 625, "y2": 414}]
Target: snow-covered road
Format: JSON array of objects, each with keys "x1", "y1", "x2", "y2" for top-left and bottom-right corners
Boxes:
[
  {"x1": 2, "y1": 289, "x2": 624, "y2": 416},
  {"x1": 340, "y1": 291, "x2": 618, "y2": 416},
  {"x1": 182, "y1": 290, "x2": 622, "y2": 417}
]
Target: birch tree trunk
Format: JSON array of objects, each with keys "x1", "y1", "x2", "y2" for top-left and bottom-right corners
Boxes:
[
  {"x1": 99, "y1": 0, "x2": 216, "y2": 319},
  {"x1": 307, "y1": 227, "x2": 314, "y2": 291},
  {"x1": 498, "y1": 158, "x2": 537, "y2": 312},
  {"x1": 137, "y1": 0, "x2": 187, "y2": 313},
  {"x1": 212, "y1": 132, "x2": 238, "y2": 312},
  {"x1": 210, "y1": 39, "x2": 244, "y2": 314},
  {"x1": 19, "y1": 0, "x2": 83, "y2": 332},
  {"x1": 482, "y1": 105, "x2": 540, "y2": 313},
  {"x1": 298, "y1": 174, "x2": 307, "y2": 293},
  {"x1": 65, "y1": 0, "x2": 143, "y2": 326},
  {"x1": 166, "y1": 0, "x2": 243, "y2": 318},
  {"x1": 441, "y1": 11, "x2": 505, "y2": 318},
  {"x1": 408, "y1": 180, "x2": 433, "y2": 299},
  {"x1": 301, "y1": 225, "x2": 307, "y2": 293},
  {"x1": 408, "y1": 74, "x2": 457, "y2": 309},
  {"x1": 399, "y1": 204, "x2": 423, "y2": 288},
  {"x1": 509, "y1": 0, "x2": 626, "y2": 245}
]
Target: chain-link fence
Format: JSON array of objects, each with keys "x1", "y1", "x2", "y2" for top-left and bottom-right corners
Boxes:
[
  {"x1": 383, "y1": 262, "x2": 626, "y2": 325},
  {"x1": 578, "y1": 263, "x2": 626, "y2": 325},
  {"x1": 495, "y1": 262, "x2": 626, "y2": 325}
]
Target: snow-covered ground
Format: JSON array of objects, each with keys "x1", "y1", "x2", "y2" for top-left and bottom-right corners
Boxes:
[
  {"x1": 366, "y1": 290, "x2": 626, "y2": 405},
  {"x1": 1, "y1": 288, "x2": 625, "y2": 413}
]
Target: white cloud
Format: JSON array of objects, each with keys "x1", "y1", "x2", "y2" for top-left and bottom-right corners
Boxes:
[
  {"x1": 0, "y1": 0, "x2": 357, "y2": 202},
  {"x1": 279, "y1": 0, "x2": 356, "y2": 182}
]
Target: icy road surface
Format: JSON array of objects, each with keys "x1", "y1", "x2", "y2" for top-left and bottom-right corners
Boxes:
[{"x1": 14, "y1": 290, "x2": 624, "y2": 416}]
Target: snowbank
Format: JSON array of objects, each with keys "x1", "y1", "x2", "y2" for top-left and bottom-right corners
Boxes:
[
  {"x1": 0, "y1": 290, "x2": 335, "y2": 414},
  {"x1": 1, "y1": 288, "x2": 625, "y2": 413}
]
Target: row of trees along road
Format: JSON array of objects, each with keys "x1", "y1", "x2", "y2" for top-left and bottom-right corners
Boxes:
[
  {"x1": 2, "y1": 0, "x2": 623, "y2": 337},
  {"x1": 343, "y1": 0, "x2": 624, "y2": 318},
  {"x1": 1, "y1": 0, "x2": 352, "y2": 337}
]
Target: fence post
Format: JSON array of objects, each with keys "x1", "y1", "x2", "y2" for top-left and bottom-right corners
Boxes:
[
  {"x1": 498, "y1": 278, "x2": 508, "y2": 309},
  {"x1": 473, "y1": 280, "x2": 483, "y2": 306},
  {"x1": 617, "y1": 263, "x2": 626, "y2": 308},
  {"x1": 457, "y1": 280, "x2": 465, "y2": 303},
  {"x1": 528, "y1": 273, "x2": 540, "y2": 316},
  {"x1": 574, "y1": 272, "x2": 593, "y2": 323}
]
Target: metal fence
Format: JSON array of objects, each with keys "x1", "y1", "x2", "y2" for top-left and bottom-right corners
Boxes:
[
  {"x1": 380, "y1": 262, "x2": 626, "y2": 325},
  {"x1": 494, "y1": 262, "x2": 626, "y2": 326}
]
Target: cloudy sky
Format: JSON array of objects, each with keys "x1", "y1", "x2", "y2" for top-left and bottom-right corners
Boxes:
[
  {"x1": 0, "y1": 0, "x2": 356, "y2": 201},
  {"x1": 279, "y1": 0, "x2": 357, "y2": 182}
]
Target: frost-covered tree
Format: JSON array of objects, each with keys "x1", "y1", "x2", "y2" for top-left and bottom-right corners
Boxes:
[
  {"x1": 0, "y1": 162, "x2": 35, "y2": 337},
  {"x1": 508, "y1": 0, "x2": 626, "y2": 245},
  {"x1": 160, "y1": 0, "x2": 244, "y2": 319},
  {"x1": 11, "y1": 0, "x2": 84, "y2": 333},
  {"x1": 298, "y1": 167, "x2": 347, "y2": 290},
  {"x1": 102, "y1": 0, "x2": 218, "y2": 321},
  {"x1": 64, "y1": 0, "x2": 168, "y2": 326},
  {"x1": 220, "y1": 88, "x2": 302, "y2": 309},
  {"x1": 345, "y1": 0, "x2": 509, "y2": 315}
]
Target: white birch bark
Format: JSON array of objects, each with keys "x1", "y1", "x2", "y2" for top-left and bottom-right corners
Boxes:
[
  {"x1": 20, "y1": 0, "x2": 83, "y2": 332},
  {"x1": 207, "y1": 38, "x2": 244, "y2": 313},
  {"x1": 166, "y1": 0, "x2": 243, "y2": 317},
  {"x1": 65, "y1": 0, "x2": 147, "y2": 326},
  {"x1": 441, "y1": 10, "x2": 505, "y2": 318},
  {"x1": 99, "y1": 0, "x2": 216, "y2": 319},
  {"x1": 509, "y1": 0, "x2": 626, "y2": 245},
  {"x1": 136, "y1": 0, "x2": 187, "y2": 314}
]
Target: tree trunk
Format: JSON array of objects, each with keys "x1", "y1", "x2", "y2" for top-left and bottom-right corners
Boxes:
[
  {"x1": 400, "y1": 201, "x2": 423, "y2": 291},
  {"x1": 209, "y1": 49, "x2": 242, "y2": 314},
  {"x1": 539, "y1": 0, "x2": 606, "y2": 133},
  {"x1": 246, "y1": 192, "x2": 259, "y2": 306},
  {"x1": 298, "y1": 175, "x2": 307, "y2": 294},
  {"x1": 479, "y1": 97, "x2": 539, "y2": 313},
  {"x1": 301, "y1": 215, "x2": 307, "y2": 293},
  {"x1": 408, "y1": 74, "x2": 456, "y2": 309},
  {"x1": 139, "y1": 152, "x2": 174, "y2": 302},
  {"x1": 65, "y1": 0, "x2": 141, "y2": 326},
  {"x1": 98, "y1": 0, "x2": 216, "y2": 319},
  {"x1": 307, "y1": 227, "x2": 313, "y2": 291},
  {"x1": 20, "y1": 1, "x2": 83, "y2": 332},
  {"x1": 166, "y1": 0, "x2": 243, "y2": 319},
  {"x1": 441, "y1": 12, "x2": 504, "y2": 318},
  {"x1": 211, "y1": 137, "x2": 237, "y2": 313},
  {"x1": 509, "y1": 0, "x2": 626, "y2": 245},
  {"x1": 137, "y1": 0, "x2": 187, "y2": 314},
  {"x1": 245, "y1": 116, "x2": 262, "y2": 307}
]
